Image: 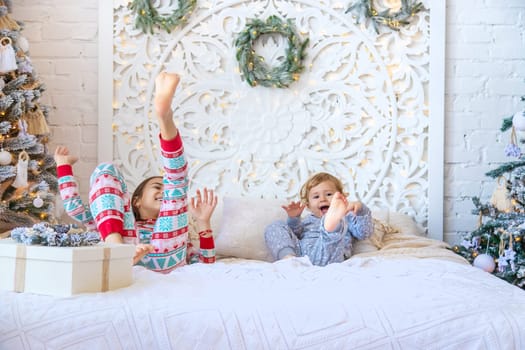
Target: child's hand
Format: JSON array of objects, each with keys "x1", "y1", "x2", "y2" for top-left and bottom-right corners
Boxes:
[
  {"x1": 54, "y1": 146, "x2": 78, "y2": 166},
  {"x1": 133, "y1": 244, "x2": 154, "y2": 265},
  {"x1": 347, "y1": 201, "x2": 363, "y2": 215},
  {"x1": 189, "y1": 187, "x2": 218, "y2": 225},
  {"x1": 282, "y1": 201, "x2": 305, "y2": 218}
]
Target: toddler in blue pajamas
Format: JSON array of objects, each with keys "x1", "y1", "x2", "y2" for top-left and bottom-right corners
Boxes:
[{"x1": 264, "y1": 172, "x2": 373, "y2": 266}]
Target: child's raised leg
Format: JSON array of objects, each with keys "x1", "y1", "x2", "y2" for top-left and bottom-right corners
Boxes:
[
  {"x1": 324, "y1": 192, "x2": 350, "y2": 232},
  {"x1": 149, "y1": 72, "x2": 195, "y2": 270},
  {"x1": 89, "y1": 163, "x2": 153, "y2": 264},
  {"x1": 88, "y1": 162, "x2": 132, "y2": 242},
  {"x1": 154, "y1": 72, "x2": 180, "y2": 140}
]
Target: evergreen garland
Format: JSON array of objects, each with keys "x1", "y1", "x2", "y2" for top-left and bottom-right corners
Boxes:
[
  {"x1": 129, "y1": 0, "x2": 196, "y2": 34},
  {"x1": 346, "y1": 0, "x2": 425, "y2": 33},
  {"x1": 234, "y1": 15, "x2": 309, "y2": 88}
]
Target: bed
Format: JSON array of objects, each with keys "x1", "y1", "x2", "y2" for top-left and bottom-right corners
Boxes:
[
  {"x1": 4, "y1": 2, "x2": 524, "y2": 348},
  {"x1": 2, "y1": 197, "x2": 525, "y2": 350}
]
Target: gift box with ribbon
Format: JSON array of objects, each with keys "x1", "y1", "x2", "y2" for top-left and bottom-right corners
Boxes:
[{"x1": 0, "y1": 239, "x2": 135, "y2": 296}]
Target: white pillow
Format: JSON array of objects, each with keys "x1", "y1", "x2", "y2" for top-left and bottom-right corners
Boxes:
[
  {"x1": 388, "y1": 212, "x2": 425, "y2": 236},
  {"x1": 352, "y1": 212, "x2": 398, "y2": 255},
  {"x1": 214, "y1": 196, "x2": 287, "y2": 261},
  {"x1": 353, "y1": 209, "x2": 424, "y2": 254}
]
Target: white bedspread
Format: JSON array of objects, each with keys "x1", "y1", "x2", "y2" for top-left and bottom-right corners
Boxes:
[{"x1": 2, "y1": 256, "x2": 525, "y2": 350}]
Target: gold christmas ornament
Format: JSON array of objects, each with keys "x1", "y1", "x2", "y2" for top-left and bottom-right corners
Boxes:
[
  {"x1": 490, "y1": 176, "x2": 513, "y2": 212},
  {"x1": 21, "y1": 79, "x2": 41, "y2": 90},
  {"x1": 0, "y1": 9, "x2": 20, "y2": 31},
  {"x1": 23, "y1": 105, "x2": 50, "y2": 135}
]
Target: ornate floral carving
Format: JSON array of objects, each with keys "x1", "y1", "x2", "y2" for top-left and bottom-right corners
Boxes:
[{"x1": 111, "y1": 0, "x2": 431, "y2": 225}]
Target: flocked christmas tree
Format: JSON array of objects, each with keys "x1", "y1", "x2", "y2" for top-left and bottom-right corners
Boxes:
[
  {"x1": 453, "y1": 99, "x2": 525, "y2": 289},
  {"x1": 0, "y1": 1, "x2": 57, "y2": 232}
]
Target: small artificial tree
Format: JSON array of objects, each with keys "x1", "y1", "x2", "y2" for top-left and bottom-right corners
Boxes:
[
  {"x1": 453, "y1": 98, "x2": 525, "y2": 289},
  {"x1": 0, "y1": 1, "x2": 57, "y2": 232}
]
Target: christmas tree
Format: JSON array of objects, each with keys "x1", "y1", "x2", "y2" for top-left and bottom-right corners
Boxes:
[
  {"x1": 0, "y1": 1, "x2": 57, "y2": 233},
  {"x1": 453, "y1": 100, "x2": 525, "y2": 289}
]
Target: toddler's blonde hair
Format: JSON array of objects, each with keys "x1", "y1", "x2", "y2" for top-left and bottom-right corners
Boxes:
[{"x1": 299, "y1": 172, "x2": 346, "y2": 206}]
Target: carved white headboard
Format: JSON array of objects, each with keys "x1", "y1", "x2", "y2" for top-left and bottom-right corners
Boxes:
[{"x1": 98, "y1": 0, "x2": 445, "y2": 239}]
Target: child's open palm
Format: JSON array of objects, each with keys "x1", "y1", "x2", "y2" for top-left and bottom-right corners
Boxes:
[
  {"x1": 282, "y1": 201, "x2": 305, "y2": 218},
  {"x1": 189, "y1": 187, "x2": 218, "y2": 224},
  {"x1": 54, "y1": 146, "x2": 78, "y2": 166}
]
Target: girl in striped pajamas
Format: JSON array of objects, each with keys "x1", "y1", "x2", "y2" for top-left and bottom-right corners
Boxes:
[{"x1": 54, "y1": 72, "x2": 216, "y2": 273}]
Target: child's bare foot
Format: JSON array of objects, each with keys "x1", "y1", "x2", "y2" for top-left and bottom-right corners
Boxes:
[
  {"x1": 282, "y1": 254, "x2": 296, "y2": 259},
  {"x1": 324, "y1": 192, "x2": 349, "y2": 232},
  {"x1": 154, "y1": 72, "x2": 180, "y2": 121}
]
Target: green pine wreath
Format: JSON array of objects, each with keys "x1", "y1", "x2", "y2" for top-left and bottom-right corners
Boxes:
[
  {"x1": 346, "y1": 0, "x2": 425, "y2": 32},
  {"x1": 234, "y1": 15, "x2": 309, "y2": 88},
  {"x1": 129, "y1": 0, "x2": 196, "y2": 34}
]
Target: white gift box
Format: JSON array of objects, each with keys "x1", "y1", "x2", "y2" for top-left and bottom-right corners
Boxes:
[{"x1": 0, "y1": 239, "x2": 135, "y2": 297}]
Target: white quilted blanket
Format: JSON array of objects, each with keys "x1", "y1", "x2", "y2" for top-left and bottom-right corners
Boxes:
[{"x1": 2, "y1": 256, "x2": 525, "y2": 350}]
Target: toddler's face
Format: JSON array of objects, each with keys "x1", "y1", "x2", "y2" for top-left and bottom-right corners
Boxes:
[{"x1": 307, "y1": 180, "x2": 338, "y2": 218}]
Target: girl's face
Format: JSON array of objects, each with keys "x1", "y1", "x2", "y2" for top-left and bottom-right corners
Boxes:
[
  {"x1": 134, "y1": 177, "x2": 163, "y2": 220},
  {"x1": 307, "y1": 180, "x2": 338, "y2": 218}
]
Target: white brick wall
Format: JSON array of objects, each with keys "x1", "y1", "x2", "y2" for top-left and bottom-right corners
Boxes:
[
  {"x1": 12, "y1": 1, "x2": 99, "y2": 201},
  {"x1": 11, "y1": 1, "x2": 525, "y2": 244},
  {"x1": 445, "y1": 0, "x2": 525, "y2": 244}
]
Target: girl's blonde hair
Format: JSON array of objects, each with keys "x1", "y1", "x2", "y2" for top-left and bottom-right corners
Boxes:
[{"x1": 299, "y1": 172, "x2": 346, "y2": 205}]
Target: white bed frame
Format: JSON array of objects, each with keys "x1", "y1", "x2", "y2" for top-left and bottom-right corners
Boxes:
[{"x1": 98, "y1": 0, "x2": 445, "y2": 239}]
